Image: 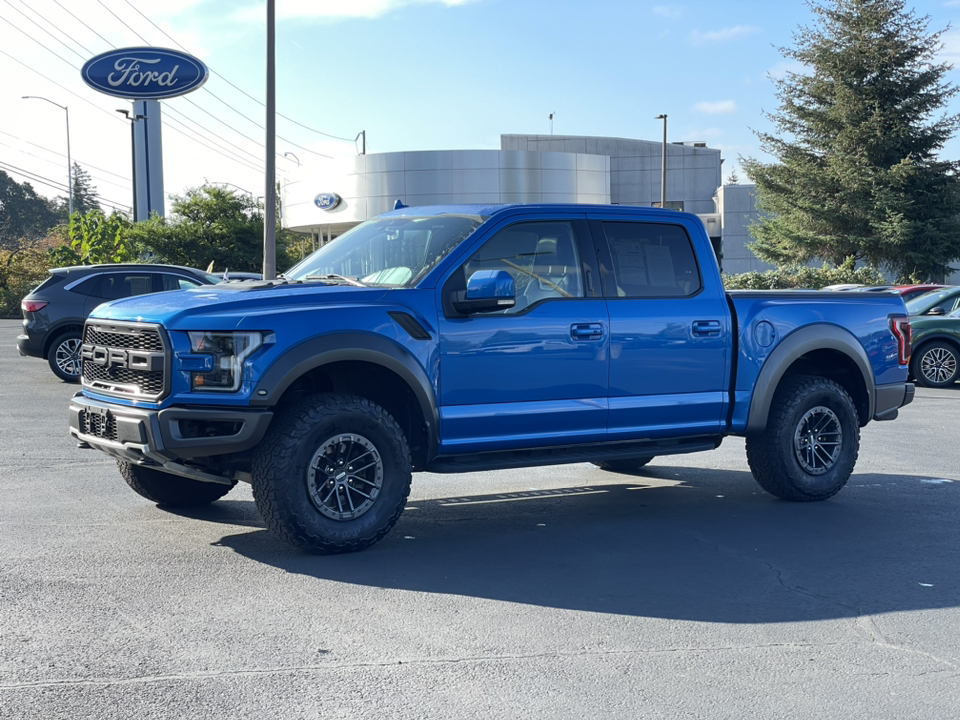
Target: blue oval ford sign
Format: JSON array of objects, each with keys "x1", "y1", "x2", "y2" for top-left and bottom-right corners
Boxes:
[
  {"x1": 315, "y1": 193, "x2": 342, "y2": 211},
  {"x1": 81, "y1": 47, "x2": 209, "y2": 100}
]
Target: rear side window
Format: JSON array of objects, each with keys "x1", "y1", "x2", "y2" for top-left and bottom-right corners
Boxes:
[
  {"x1": 602, "y1": 221, "x2": 702, "y2": 298},
  {"x1": 85, "y1": 273, "x2": 156, "y2": 300},
  {"x1": 32, "y1": 274, "x2": 64, "y2": 293}
]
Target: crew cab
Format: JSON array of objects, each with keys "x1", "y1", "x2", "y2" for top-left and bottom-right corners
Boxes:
[{"x1": 68, "y1": 204, "x2": 914, "y2": 554}]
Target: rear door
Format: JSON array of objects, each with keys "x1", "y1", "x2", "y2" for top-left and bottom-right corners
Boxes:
[
  {"x1": 591, "y1": 217, "x2": 731, "y2": 440},
  {"x1": 435, "y1": 214, "x2": 609, "y2": 454}
]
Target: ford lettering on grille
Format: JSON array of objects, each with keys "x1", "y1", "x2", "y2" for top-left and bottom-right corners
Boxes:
[{"x1": 82, "y1": 344, "x2": 163, "y2": 372}]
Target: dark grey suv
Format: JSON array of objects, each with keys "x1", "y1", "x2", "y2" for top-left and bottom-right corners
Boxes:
[{"x1": 17, "y1": 264, "x2": 218, "y2": 381}]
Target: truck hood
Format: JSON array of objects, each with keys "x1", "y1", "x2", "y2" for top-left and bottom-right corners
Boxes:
[{"x1": 89, "y1": 281, "x2": 392, "y2": 329}]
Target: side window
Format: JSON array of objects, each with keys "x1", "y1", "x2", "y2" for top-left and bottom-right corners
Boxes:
[
  {"x1": 95, "y1": 273, "x2": 155, "y2": 300},
  {"x1": 160, "y1": 274, "x2": 201, "y2": 291},
  {"x1": 602, "y1": 222, "x2": 702, "y2": 298},
  {"x1": 462, "y1": 221, "x2": 583, "y2": 313}
]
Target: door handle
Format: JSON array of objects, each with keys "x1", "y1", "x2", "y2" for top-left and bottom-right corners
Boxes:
[
  {"x1": 692, "y1": 320, "x2": 722, "y2": 337},
  {"x1": 571, "y1": 323, "x2": 604, "y2": 340}
]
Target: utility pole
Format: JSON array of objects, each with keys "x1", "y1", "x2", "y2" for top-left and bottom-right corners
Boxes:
[
  {"x1": 263, "y1": 0, "x2": 277, "y2": 280},
  {"x1": 23, "y1": 96, "x2": 72, "y2": 215}
]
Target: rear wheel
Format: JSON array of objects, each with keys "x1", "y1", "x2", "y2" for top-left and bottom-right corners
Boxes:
[
  {"x1": 592, "y1": 457, "x2": 654, "y2": 473},
  {"x1": 47, "y1": 330, "x2": 82, "y2": 382},
  {"x1": 118, "y1": 461, "x2": 236, "y2": 506},
  {"x1": 911, "y1": 341, "x2": 960, "y2": 388},
  {"x1": 252, "y1": 393, "x2": 412, "y2": 554},
  {"x1": 746, "y1": 375, "x2": 859, "y2": 501}
]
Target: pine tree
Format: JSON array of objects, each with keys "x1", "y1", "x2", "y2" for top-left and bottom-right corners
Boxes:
[
  {"x1": 70, "y1": 163, "x2": 100, "y2": 216},
  {"x1": 742, "y1": 0, "x2": 960, "y2": 282}
]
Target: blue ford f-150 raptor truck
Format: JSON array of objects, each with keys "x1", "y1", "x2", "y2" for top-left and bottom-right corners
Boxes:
[{"x1": 68, "y1": 204, "x2": 915, "y2": 554}]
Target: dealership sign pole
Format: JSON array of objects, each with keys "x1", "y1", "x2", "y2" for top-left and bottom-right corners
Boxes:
[{"x1": 81, "y1": 47, "x2": 209, "y2": 221}]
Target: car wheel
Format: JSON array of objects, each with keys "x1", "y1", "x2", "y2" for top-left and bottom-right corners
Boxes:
[
  {"x1": 47, "y1": 330, "x2": 83, "y2": 382},
  {"x1": 911, "y1": 341, "x2": 960, "y2": 388},
  {"x1": 745, "y1": 375, "x2": 859, "y2": 502},
  {"x1": 118, "y1": 461, "x2": 236, "y2": 506},
  {"x1": 592, "y1": 457, "x2": 655, "y2": 473},
  {"x1": 251, "y1": 393, "x2": 412, "y2": 554}
]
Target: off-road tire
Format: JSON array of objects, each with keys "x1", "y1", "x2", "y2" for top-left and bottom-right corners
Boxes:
[
  {"x1": 746, "y1": 375, "x2": 859, "y2": 502},
  {"x1": 911, "y1": 341, "x2": 960, "y2": 388},
  {"x1": 118, "y1": 461, "x2": 236, "y2": 506},
  {"x1": 47, "y1": 330, "x2": 83, "y2": 382},
  {"x1": 592, "y1": 457, "x2": 655, "y2": 473},
  {"x1": 251, "y1": 393, "x2": 412, "y2": 554}
]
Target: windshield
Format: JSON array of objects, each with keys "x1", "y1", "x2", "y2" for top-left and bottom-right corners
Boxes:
[
  {"x1": 906, "y1": 288, "x2": 956, "y2": 315},
  {"x1": 285, "y1": 215, "x2": 483, "y2": 287}
]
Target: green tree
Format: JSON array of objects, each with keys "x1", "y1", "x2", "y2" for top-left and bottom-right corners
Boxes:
[
  {"x1": 48, "y1": 210, "x2": 135, "y2": 266},
  {"x1": 0, "y1": 171, "x2": 60, "y2": 248},
  {"x1": 70, "y1": 163, "x2": 100, "y2": 215},
  {"x1": 126, "y1": 185, "x2": 297, "y2": 272},
  {"x1": 742, "y1": 0, "x2": 960, "y2": 282}
]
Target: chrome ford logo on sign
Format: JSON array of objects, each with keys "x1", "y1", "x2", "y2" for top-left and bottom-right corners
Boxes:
[
  {"x1": 81, "y1": 47, "x2": 209, "y2": 100},
  {"x1": 314, "y1": 193, "x2": 342, "y2": 211}
]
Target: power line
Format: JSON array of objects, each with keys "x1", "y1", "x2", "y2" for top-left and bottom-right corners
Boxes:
[
  {"x1": 0, "y1": 12, "x2": 262, "y2": 174},
  {"x1": 0, "y1": 140, "x2": 132, "y2": 191},
  {"x1": 51, "y1": 0, "x2": 115, "y2": 49},
  {"x1": 122, "y1": 0, "x2": 358, "y2": 144},
  {"x1": 1, "y1": 0, "x2": 87, "y2": 62},
  {"x1": 13, "y1": 0, "x2": 96, "y2": 57},
  {"x1": 0, "y1": 129, "x2": 130, "y2": 181},
  {"x1": 0, "y1": 160, "x2": 132, "y2": 213}
]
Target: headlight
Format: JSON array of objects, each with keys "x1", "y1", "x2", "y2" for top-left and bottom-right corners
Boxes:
[{"x1": 187, "y1": 331, "x2": 262, "y2": 392}]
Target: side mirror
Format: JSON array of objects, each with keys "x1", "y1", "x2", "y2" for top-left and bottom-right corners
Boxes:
[
  {"x1": 452, "y1": 270, "x2": 516, "y2": 314},
  {"x1": 928, "y1": 306, "x2": 946, "y2": 316}
]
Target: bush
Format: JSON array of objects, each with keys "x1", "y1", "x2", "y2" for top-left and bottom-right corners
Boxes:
[
  {"x1": 723, "y1": 263, "x2": 887, "y2": 290},
  {"x1": 0, "y1": 243, "x2": 54, "y2": 317}
]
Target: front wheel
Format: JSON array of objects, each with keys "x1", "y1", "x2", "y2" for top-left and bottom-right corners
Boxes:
[
  {"x1": 47, "y1": 330, "x2": 82, "y2": 382},
  {"x1": 252, "y1": 394, "x2": 412, "y2": 554},
  {"x1": 746, "y1": 375, "x2": 859, "y2": 502},
  {"x1": 911, "y1": 342, "x2": 960, "y2": 388}
]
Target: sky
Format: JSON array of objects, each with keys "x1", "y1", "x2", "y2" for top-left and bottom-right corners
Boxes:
[{"x1": 3, "y1": 0, "x2": 960, "y2": 216}]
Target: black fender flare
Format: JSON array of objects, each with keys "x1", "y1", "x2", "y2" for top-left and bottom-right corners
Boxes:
[
  {"x1": 746, "y1": 324, "x2": 874, "y2": 433},
  {"x1": 250, "y1": 333, "x2": 439, "y2": 458}
]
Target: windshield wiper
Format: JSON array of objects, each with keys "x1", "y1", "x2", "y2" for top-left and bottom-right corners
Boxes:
[{"x1": 303, "y1": 274, "x2": 366, "y2": 287}]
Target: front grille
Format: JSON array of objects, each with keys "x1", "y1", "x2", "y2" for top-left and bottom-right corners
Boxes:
[
  {"x1": 79, "y1": 409, "x2": 118, "y2": 441},
  {"x1": 81, "y1": 322, "x2": 168, "y2": 400}
]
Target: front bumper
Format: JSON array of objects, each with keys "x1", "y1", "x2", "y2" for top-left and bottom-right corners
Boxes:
[
  {"x1": 68, "y1": 393, "x2": 273, "y2": 464},
  {"x1": 873, "y1": 382, "x2": 915, "y2": 421}
]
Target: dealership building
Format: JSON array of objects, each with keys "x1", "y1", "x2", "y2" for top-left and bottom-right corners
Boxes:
[{"x1": 282, "y1": 133, "x2": 764, "y2": 274}]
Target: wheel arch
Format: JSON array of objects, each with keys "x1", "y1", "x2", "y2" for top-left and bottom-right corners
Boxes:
[
  {"x1": 251, "y1": 333, "x2": 438, "y2": 469},
  {"x1": 746, "y1": 324, "x2": 873, "y2": 433},
  {"x1": 43, "y1": 322, "x2": 84, "y2": 358},
  {"x1": 912, "y1": 333, "x2": 960, "y2": 360}
]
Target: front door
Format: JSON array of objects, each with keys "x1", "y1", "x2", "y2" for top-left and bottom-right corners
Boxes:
[{"x1": 436, "y1": 217, "x2": 609, "y2": 454}]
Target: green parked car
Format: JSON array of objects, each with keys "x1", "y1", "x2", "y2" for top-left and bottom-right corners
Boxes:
[{"x1": 908, "y1": 304, "x2": 960, "y2": 388}]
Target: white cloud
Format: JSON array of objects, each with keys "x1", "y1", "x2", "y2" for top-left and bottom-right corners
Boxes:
[
  {"x1": 235, "y1": 0, "x2": 476, "y2": 22},
  {"x1": 940, "y1": 27, "x2": 960, "y2": 64},
  {"x1": 694, "y1": 100, "x2": 737, "y2": 115},
  {"x1": 767, "y1": 60, "x2": 806, "y2": 81},
  {"x1": 689, "y1": 25, "x2": 761, "y2": 45},
  {"x1": 653, "y1": 6, "x2": 682, "y2": 19}
]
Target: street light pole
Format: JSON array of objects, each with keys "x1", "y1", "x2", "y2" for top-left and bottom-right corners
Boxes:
[
  {"x1": 655, "y1": 114, "x2": 667, "y2": 209},
  {"x1": 116, "y1": 109, "x2": 144, "y2": 220},
  {"x1": 23, "y1": 96, "x2": 72, "y2": 215}
]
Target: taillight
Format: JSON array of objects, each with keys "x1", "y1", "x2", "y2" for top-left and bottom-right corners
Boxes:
[
  {"x1": 889, "y1": 315, "x2": 912, "y2": 366},
  {"x1": 21, "y1": 300, "x2": 48, "y2": 313}
]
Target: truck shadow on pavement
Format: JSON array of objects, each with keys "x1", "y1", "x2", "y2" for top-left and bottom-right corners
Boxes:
[{"x1": 188, "y1": 465, "x2": 960, "y2": 624}]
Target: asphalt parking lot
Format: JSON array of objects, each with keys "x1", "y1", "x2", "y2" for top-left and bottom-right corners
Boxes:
[{"x1": 2, "y1": 316, "x2": 960, "y2": 719}]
